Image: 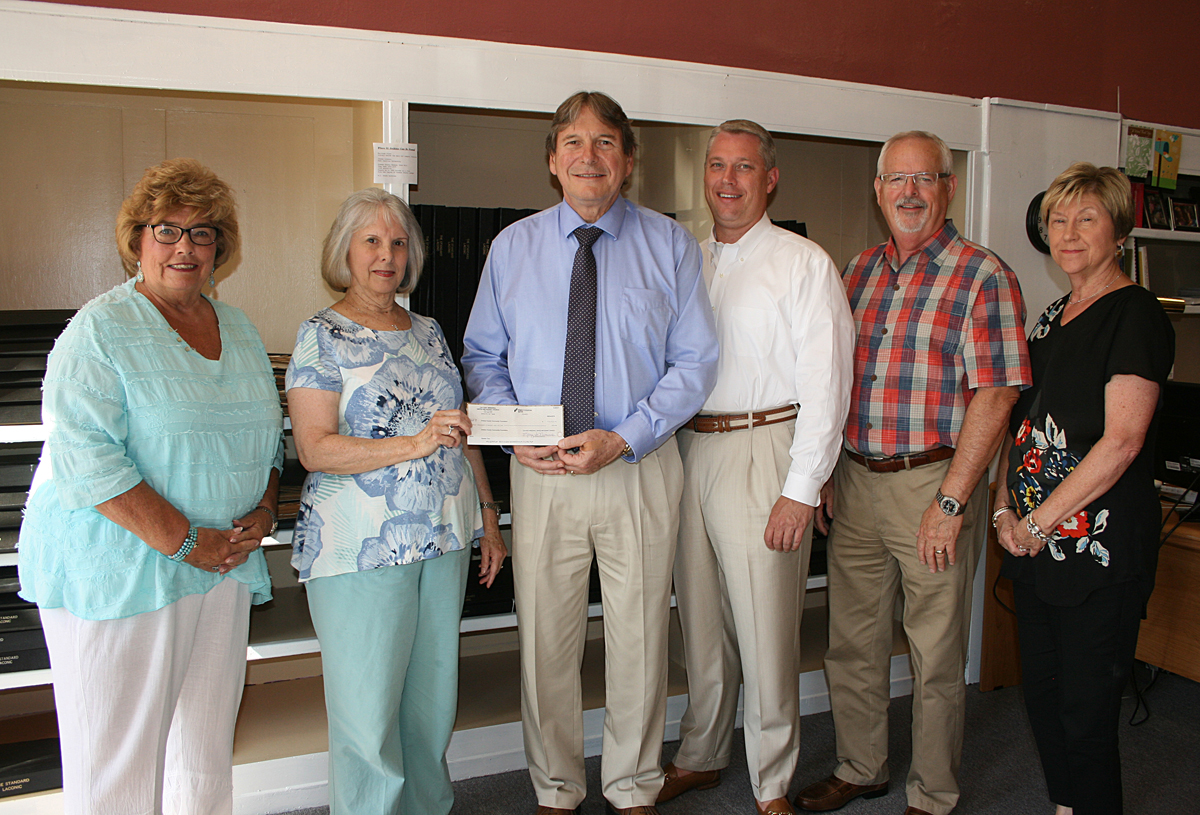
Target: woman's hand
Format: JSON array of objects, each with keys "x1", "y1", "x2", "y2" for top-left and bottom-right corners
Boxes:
[
  {"x1": 477, "y1": 523, "x2": 507, "y2": 588},
  {"x1": 411, "y1": 409, "x2": 472, "y2": 459},
  {"x1": 290, "y1": 389, "x2": 473, "y2": 474},
  {"x1": 183, "y1": 527, "x2": 261, "y2": 574},
  {"x1": 997, "y1": 511, "x2": 1044, "y2": 557}
]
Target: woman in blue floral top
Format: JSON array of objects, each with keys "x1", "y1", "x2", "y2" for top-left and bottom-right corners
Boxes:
[
  {"x1": 286, "y1": 188, "x2": 506, "y2": 815},
  {"x1": 993, "y1": 164, "x2": 1173, "y2": 815}
]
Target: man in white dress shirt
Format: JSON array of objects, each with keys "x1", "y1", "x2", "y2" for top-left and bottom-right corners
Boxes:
[{"x1": 660, "y1": 120, "x2": 855, "y2": 815}]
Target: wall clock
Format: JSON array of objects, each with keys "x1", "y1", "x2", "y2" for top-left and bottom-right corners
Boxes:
[{"x1": 1026, "y1": 191, "x2": 1050, "y2": 254}]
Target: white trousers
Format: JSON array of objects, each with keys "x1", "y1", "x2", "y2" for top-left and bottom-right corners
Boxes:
[
  {"x1": 673, "y1": 421, "x2": 811, "y2": 802},
  {"x1": 41, "y1": 578, "x2": 251, "y2": 815}
]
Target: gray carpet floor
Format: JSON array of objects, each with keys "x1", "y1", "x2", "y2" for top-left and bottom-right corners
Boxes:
[{"x1": 292, "y1": 667, "x2": 1200, "y2": 814}]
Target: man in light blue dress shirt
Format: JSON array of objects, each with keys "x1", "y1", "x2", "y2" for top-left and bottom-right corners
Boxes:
[{"x1": 463, "y1": 91, "x2": 718, "y2": 815}]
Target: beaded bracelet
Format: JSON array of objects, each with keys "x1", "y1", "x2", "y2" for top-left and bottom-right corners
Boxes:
[
  {"x1": 170, "y1": 526, "x2": 198, "y2": 562},
  {"x1": 1025, "y1": 513, "x2": 1052, "y2": 544}
]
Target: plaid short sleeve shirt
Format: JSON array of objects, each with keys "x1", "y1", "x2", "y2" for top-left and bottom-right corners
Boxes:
[{"x1": 843, "y1": 220, "x2": 1031, "y2": 458}]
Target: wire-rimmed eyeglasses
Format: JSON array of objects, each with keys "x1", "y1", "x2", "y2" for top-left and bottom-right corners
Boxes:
[{"x1": 877, "y1": 172, "x2": 951, "y2": 189}]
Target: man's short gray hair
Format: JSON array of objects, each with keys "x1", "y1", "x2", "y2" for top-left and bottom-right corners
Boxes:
[
  {"x1": 706, "y1": 119, "x2": 777, "y2": 171},
  {"x1": 877, "y1": 131, "x2": 954, "y2": 176}
]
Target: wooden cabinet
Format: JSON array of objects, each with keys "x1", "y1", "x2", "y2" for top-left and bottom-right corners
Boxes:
[{"x1": 1137, "y1": 517, "x2": 1200, "y2": 683}]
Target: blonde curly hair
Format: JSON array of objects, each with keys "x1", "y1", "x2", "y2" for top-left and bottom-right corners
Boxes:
[{"x1": 115, "y1": 158, "x2": 240, "y2": 276}]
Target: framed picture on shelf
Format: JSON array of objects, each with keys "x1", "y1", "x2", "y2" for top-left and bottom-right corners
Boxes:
[
  {"x1": 1171, "y1": 199, "x2": 1200, "y2": 232},
  {"x1": 1145, "y1": 191, "x2": 1171, "y2": 230}
]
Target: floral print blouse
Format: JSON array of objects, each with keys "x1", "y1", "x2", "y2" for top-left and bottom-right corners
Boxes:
[
  {"x1": 1002, "y1": 286, "x2": 1173, "y2": 606},
  {"x1": 285, "y1": 308, "x2": 482, "y2": 582}
]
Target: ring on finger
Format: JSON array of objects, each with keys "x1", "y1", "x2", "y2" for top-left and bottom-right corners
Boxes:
[{"x1": 935, "y1": 549, "x2": 945, "y2": 555}]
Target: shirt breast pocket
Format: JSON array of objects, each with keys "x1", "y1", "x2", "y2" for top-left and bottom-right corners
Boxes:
[
  {"x1": 902, "y1": 298, "x2": 968, "y2": 357},
  {"x1": 619, "y1": 288, "x2": 671, "y2": 352},
  {"x1": 729, "y1": 306, "x2": 778, "y2": 358}
]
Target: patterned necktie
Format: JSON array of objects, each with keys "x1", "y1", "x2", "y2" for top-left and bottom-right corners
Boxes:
[{"x1": 561, "y1": 225, "x2": 603, "y2": 437}]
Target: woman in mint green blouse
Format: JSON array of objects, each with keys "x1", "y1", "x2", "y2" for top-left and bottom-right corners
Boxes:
[{"x1": 18, "y1": 158, "x2": 283, "y2": 815}]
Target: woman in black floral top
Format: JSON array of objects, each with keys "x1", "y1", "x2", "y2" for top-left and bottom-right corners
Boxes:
[{"x1": 993, "y1": 163, "x2": 1174, "y2": 815}]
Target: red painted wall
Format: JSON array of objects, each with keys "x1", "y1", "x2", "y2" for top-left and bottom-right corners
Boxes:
[{"x1": 39, "y1": 0, "x2": 1200, "y2": 130}]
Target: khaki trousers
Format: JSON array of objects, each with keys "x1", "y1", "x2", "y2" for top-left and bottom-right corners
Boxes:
[
  {"x1": 672, "y1": 421, "x2": 811, "y2": 802},
  {"x1": 672, "y1": 424, "x2": 811, "y2": 801},
  {"x1": 510, "y1": 437, "x2": 682, "y2": 810},
  {"x1": 824, "y1": 452, "x2": 985, "y2": 815}
]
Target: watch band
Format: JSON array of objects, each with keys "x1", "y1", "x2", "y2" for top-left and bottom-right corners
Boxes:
[
  {"x1": 480, "y1": 501, "x2": 502, "y2": 515},
  {"x1": 254, "y1": 505, "x2": 279, "y2": 536}
]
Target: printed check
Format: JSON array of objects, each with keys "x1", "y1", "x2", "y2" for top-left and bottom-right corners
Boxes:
[{"x1": 466, "y1": 404, "x2": 564, "y2": 446}]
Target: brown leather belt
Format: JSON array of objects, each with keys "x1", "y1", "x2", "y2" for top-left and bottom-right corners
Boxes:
[
  {"x1": 684, "y1": 404, "x2": 799, "y2": 434},
  {"x1": 846, "y1": 446, "x2": 955, "y2": 473}
]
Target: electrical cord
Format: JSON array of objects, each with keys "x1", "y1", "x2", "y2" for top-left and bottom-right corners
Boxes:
[{"x1": 1128, "y1": 662, "x2": 1160, "y2": 726}]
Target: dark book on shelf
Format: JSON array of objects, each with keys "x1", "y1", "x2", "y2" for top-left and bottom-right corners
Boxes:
[
  {"x1": 476, "y1": 207, "x2": 502, "y2": 283},
  {"x1": 0, "y1": 646, "x2": 50, "y2": 673},
  {"x1": 499, "y1": 207, "x2": 538, "y2": 230},
  {"x1": 0, "y1": 628, "x2": 44, "y2": 652},
  {"x1": 455, "y1": 206, "x2": 479, "y2": 362},
  {"x1": 410, "y1": 204, "x2": 441, "y2": 318},
  {"x1": 0, "y1": 592, "x2": 36, "y2": 611},
  {"x1": 772, "y1": 219, "x2": 808, "y2": 238},
  {"x1": 431, "y1": 205, "x2": 461, "y2": 351},
  {"x1": 0, "y1": 565, "x2": 22, "y2": 595},
  {"x1": 0, "y1": 737, "x2": 62, "y2": 798},
  {"x1": 0, "y1": 607, "x2": 40, "y2": 633}
]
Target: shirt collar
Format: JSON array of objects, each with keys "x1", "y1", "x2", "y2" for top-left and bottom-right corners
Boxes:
[
  {"x1": 706, "y1": 211, "x2": 772, "y2": 255},
  {"x1": 557, "y1": 196, "x2": 629, "y2": 242},
  {"x1": 883, "y1": 219, "x2": 959, "y2": 271}
]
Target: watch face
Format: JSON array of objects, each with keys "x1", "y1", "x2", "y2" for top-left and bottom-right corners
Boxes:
[
  {"x1": 936, "y1": 489, "x2": 962, "y2": 516},
  {"x1": 1026, "y1": 191, "x2": 1051, "y2": 254}
]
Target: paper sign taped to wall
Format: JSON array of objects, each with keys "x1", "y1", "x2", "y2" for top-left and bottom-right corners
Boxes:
[{"x1": 373, "y1": 143, "x2": 418, "y2": 184}]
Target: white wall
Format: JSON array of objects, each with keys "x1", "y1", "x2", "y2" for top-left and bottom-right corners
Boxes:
[{"x1": 979, "y1": 99, "x2": 1122, "y2": 330}]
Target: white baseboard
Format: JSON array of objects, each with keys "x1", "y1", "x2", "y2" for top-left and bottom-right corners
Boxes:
[{"x1": 221, "y1": 657, "x2": 915, "y2": 815}]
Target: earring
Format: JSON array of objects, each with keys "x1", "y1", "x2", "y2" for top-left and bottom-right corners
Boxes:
[
  {"x1": 209, "y1": 271, "x2": 216, "y2": 288},
  {"x1": 135, "y1": 260, "x2": 143, "y2": 283}
]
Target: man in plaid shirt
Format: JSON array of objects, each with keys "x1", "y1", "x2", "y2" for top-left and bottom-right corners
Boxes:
[{"x1": 795, "y1": 131, "x2": 1031, "y2": 815}]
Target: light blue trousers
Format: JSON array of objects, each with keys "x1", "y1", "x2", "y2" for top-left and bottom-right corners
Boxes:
[{"x1": 307, "y1": 548, "x2": 469, "y2": 815}]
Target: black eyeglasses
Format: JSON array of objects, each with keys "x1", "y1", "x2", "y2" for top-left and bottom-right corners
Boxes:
[{"x1": 142, "y1": 224, "x2": 219, "y2": 246}]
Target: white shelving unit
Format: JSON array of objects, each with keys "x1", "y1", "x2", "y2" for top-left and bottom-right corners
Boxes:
[{"x1": 1130, "y1": 227, "x2": 1200, "y2": 243}]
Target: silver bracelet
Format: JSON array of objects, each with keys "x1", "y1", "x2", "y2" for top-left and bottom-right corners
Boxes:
[
  {"x1": 170, "y1": 526, "x2": 198, "y2": 562},
  {"x1": 991, "y1": 505, "x2": 1016, "y2": 530},
  {"x1": 1025, "y1": 513, "x2": 1052, "y2": 544},
  {"x1": 480, "y1": 501, "x2": 502, "y2": 515}
]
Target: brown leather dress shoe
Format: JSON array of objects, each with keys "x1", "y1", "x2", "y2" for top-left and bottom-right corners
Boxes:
[
  {"x1": 794, "y1": 774, "x2": 888, "y2": 811},
  {"x1": 902, "y1": 808, "x2": 934, "y2": 815},
  {"x1": 606, "y1": 806, "x2": 660, "y2": 815},
  {"x1": 534, "y1": 807, "x2": 577, "y2": 814},
  {"x1": 656, "y1": 762, "x2": 721, "y2": 803},
  {"x1": 757, "y1": 797, "x2": 798, "y2": 814}
]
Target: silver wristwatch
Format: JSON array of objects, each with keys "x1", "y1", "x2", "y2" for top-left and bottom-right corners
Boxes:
[{"x1": 935, "y1": 488, "x2": 965, "y2": 517}]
